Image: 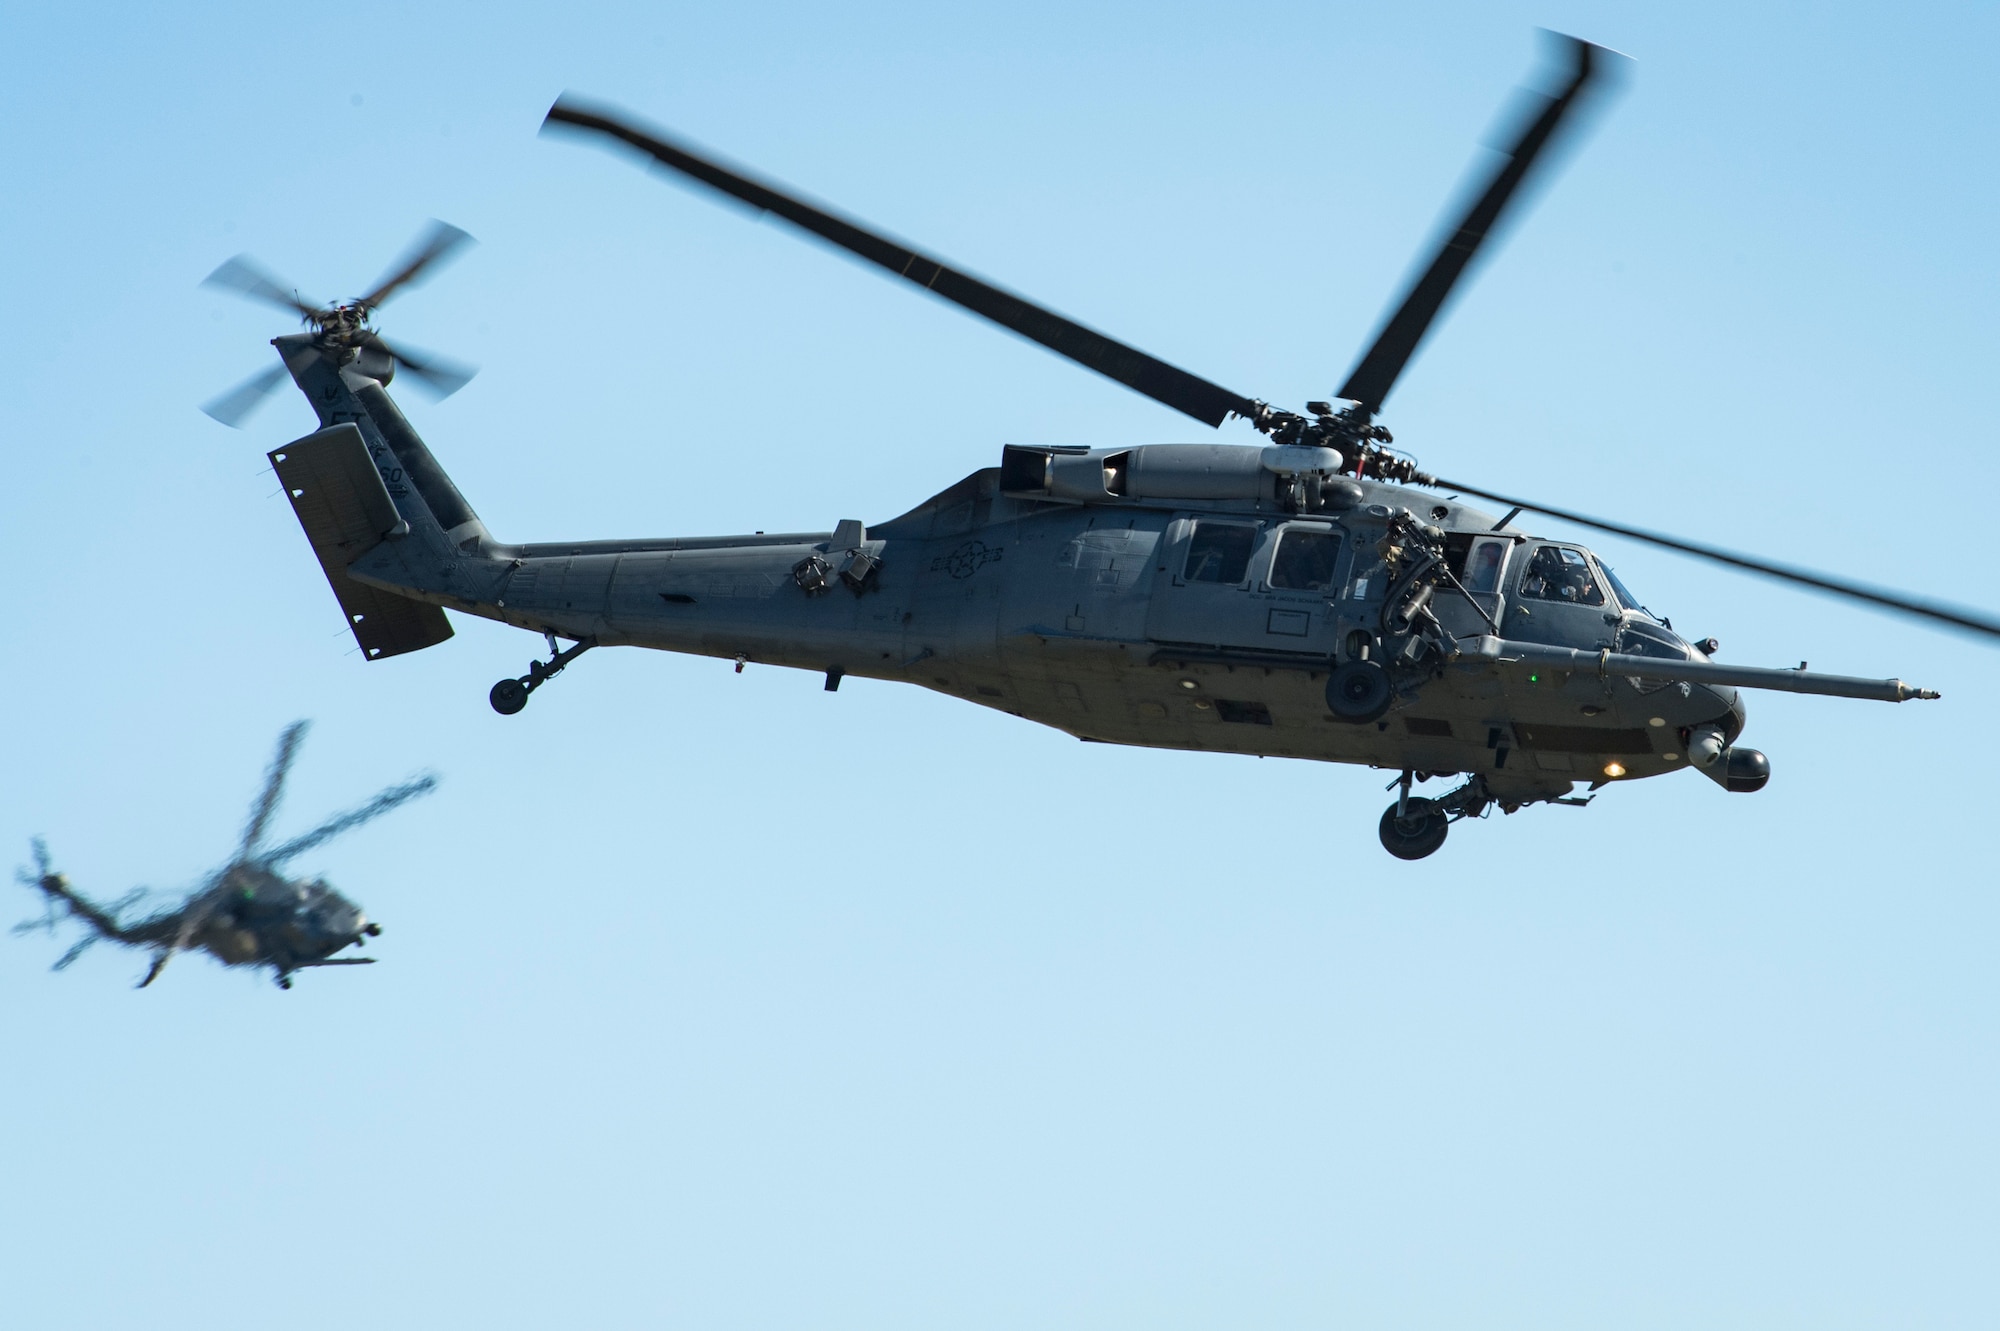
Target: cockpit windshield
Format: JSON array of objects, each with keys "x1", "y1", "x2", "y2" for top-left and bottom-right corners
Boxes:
[{"x1": 1601, "y1": 564, "x2": 1657, "y2": 621}]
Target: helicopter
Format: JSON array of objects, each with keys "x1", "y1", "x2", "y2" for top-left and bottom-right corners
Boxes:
[
  {"x1": 14, "y1": 722, "x2": 434, "y2": 988},
  {"x1": 199, "y1": 33, "x2": 1999, "y2": 860}
]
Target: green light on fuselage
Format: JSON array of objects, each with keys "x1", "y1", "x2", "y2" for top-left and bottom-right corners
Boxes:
[{"x1": 1528, "y1": 673, "x2": 1540, "y2": 683}]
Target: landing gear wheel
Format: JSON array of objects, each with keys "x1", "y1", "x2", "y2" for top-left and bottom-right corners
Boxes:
[
  {"x1": 1379, "y1": 797, "x2": 1450, "y2": 861},
  {"x1": 490, "y1": 678, "x2": 530, "y2": 715},
  {"x1": 1327, "y1": 660, "x2": 1393, "y2": 723},
  {"x1": 490, "y1": 636, "x2": 595, "y2": 715}
]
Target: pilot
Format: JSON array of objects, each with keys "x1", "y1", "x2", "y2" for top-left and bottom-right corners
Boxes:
[{"x1": 1522, "y1": 545, "x2": 1601, "y2": 604}]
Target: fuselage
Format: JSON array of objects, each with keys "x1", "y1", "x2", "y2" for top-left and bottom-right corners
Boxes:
[
  {"x1": 263, "y1": 344, "x2": 1763, "y2": 810},
  {"x1": 341, "y1": 428, "x2": 1738, "y2": 808},
  {"x1": 129, "y1": 866, "x2": 371, "y2": 969}
]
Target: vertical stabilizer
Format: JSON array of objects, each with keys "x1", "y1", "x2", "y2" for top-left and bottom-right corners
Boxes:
[{"x1": 270, "y1": 424, "x2": 454, "y2": 660}]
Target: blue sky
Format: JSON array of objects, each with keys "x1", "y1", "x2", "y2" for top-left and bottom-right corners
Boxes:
[{"x1": 3, "y1": 2, "x2": 1997, "y2": 1327}]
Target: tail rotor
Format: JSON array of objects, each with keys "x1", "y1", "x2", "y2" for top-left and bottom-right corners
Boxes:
[
  {"x1": 12, "y1": 838, "x2": 63, "y2": 936},
  {"x1": 199, "y1": 219, "x2": 480, "y2": 428}
]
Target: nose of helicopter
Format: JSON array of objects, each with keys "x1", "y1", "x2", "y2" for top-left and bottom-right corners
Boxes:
[{"x1": 308, "y1": 894, "x2": 368, "y2": 943}]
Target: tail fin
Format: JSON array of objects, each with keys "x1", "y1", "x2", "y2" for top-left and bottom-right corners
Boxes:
[
  {"x1": 266, "y1": 332, "x2": 494, "y2": 661},
  {"x1": 270, "y1": 424, "x2": 453, "y2": 661}
]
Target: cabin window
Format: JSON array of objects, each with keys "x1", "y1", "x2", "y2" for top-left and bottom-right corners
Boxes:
[
  {"x1": 1461, "y1": 538, "x2": 1510, "y2": 594},
  {"x1": 1182, "y1": 522, "x2": 1256, "y2": 584},
  {"x1": 1444, "y1": 532, "x2": 1509, "y2": 593},
  {"x1": 1519, "y1": 545, "x2": 1606, "y2": 606},
  {"x1": 1269, "y1": 528, "x2": 1344, "y2": 590}
]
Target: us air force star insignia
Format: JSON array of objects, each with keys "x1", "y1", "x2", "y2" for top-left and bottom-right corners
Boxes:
[{"x1": 932, "y1": 541, "x2": 1005, "y2": 579}]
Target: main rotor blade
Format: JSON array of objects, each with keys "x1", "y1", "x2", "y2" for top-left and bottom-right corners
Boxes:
[
  {"x1": 261, "y1": 774, "x2": 438, "y2": 867},
  {"x1": 201, "y1": 255, "x2": 322, "y2": 320},
  {"x1": 1432, "y1": 476, "x2": 2000, "y2": 642},
  {"x1": 139, "y1": 939, "x2": 183, "y2": 987},
  {"x1": 363, "y1": 334, "x2": 478, "y2": 399},
  {"x1": 239, "y1": 721, "x2": 309, "y2": 860},
  {"x1": 1337, "y1": 33, "x2": 1626, "y2": 415},
  {"x1": 357, "y1": 220, "x2": 475, "y2": 311},
  {"x1": 53, "y1": 935, "x2": 98, "y2": 971},
  {"x1": 200, "y1": 364, "x2": 290, "y2": 429},
  {"x1": 542, "y1": 96, "x2": 1261, "y2": 429}
]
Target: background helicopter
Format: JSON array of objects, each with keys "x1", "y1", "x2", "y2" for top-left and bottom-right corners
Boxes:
[
  {"x1": 14, "y1": 722, "x2": 434, "y2": 989},
  {"x1": 194, "y1": 33, "x2": 1996, "y2": 859}
]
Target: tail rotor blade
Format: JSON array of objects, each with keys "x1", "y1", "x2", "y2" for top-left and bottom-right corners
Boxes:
[
  {"x1": 200, "y1": 364, "x2": 290, "y2": 428},
  {"x1": 13, "y1": 840, "x2": 61, "y2": 936},
  {"x1": 201, "y1": 255, "x2": 322, "y2": 320},
  {"x1": 1432, "y1": 476, "x2": 2000, "y2": 642},
  {"x1": 365, "y1": 335, "x2": 477, "y2": 399},
  {"x1": 356, "y1": 220, "x2": 475, "y2": 311},
  {"x1": 1337, "y1": 33, "x2": 1628, "y2": 415}
]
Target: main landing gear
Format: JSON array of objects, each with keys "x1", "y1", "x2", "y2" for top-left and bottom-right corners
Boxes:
[
  {"x1": 490, "y1": 634, "x2": 596, "y2": 715},
  {"x1": 1379, "y1": 797, "x2": 1450, "y2": 861},
  {"x1": 1376, "y1": 772, "x2": 1495, "y2": 861}
]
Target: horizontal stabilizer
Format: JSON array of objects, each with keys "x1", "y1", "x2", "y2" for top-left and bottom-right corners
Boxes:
[{"x1": 270, "y1": 425, "x2": 453, "y2": 661}]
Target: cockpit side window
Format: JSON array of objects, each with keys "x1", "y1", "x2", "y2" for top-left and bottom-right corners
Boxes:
[
  {"x1": 1518, "y1": 544, "x2": 1606, "y2": 606},
  {"x1": 1182, "y1": 522, "x2": 1256, "y2": 584},
  {"x1": 1269, "y1": 528, "x2": 1343, "y2": 590}
]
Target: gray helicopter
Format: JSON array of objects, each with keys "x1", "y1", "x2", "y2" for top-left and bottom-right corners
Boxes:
[
  {"x1": 15, "y1": 723, "x2": 434, "y2": 988},
  {"x1": 200, "y1": 34, "x2": 1994, "y2": 860}
]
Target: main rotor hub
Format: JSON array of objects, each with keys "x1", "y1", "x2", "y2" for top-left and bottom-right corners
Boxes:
[{"x1": 1243, "y1": 399, "x2": 1428, "y2": 484}]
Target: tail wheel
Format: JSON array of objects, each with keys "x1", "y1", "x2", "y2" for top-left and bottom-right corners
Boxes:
[
  {"x1": 490, "y1": 678, "x2": 530, "y2": 714},
  {"x1": 1379, "y1": 797, "x2": 1450, "y2": 860}
]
